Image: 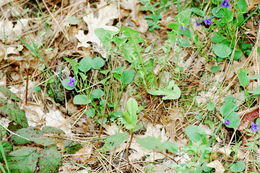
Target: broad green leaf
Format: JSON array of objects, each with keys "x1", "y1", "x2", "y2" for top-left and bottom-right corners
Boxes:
[
  {"x1": 126, "y1": 98, "x2": 138, "y2": 118},
  {"x1": 237, "y1": 0, "x2": 247, "y2": 13},
  {"x1": 0, "y1": 87, "x2": 21, "y2": 101},
  {"x1": 210, "y1": 66, "x2": 220, "y2": 73},
  {"x1": 99, "y1": 133, "x2": 129, "y2": 152},
  {"x1": 136, "y1": 136, "x2": 161, "y2": 150},
  {"x1": 212, "y1": 7, "x2": 224, "y2": 18},
  {"x1": 233, "y1": 50, "x2": 243, "y2": 60},
  {"x1": 78, "y1": 57, "x2": 92, "y2": 73},
  {"x1": 8, "y1": 147, "x2": 39, "y2": 173},
  {"x1": 220, "y1": 97, "x2": 238, "y2": 117},
  {"x1": 92, "y1": 57, "x2": 105, "y2": 70},
  {"x1": 122, "y1": 98, "x2": 140, "y2": 131},
  {"x1": 64, "y1": 141, "x2": 82, "y2": 154},
  {"x1": 212, "y1": 44, "x2": 232, "y2": 58},
  {"x1": 73, "y1": 95, "x2": 91, "y2": 105},
  {"x1": 121, "y1": 70, "x2": 135, "y2": 85},
  {"x1": 84, "y1": 108, "x2": 96, "y2": 118},
  {"x1": 210, "y1": 33, "x2": 225, "y2": 43},
  {"x1": 95, "y1": 28, "x2": 117, "y2": 50},
  {"x1": 62, "y1": 79, "x2": 75, "y2": 90},
  {"x1": 91, "y1": 89, "x2": 104, "y2": 99},
  {"x1": 41, "y1": 126, "x2": 65, "y2": 134},
  {"x1": 148, "y1": 80, "x2": 181, "y2": 100},
  {"x1": 0, "y1": 104, "x2": 28, "y2": 128},
  {"x1": 39, "y1": 147, "x2": 61, "y2": 173},
  {"x1": 177, "y1": 38, "x2": 190, "y2": 47},
  {"x1": 248, "y1": 86, "x2": 260, "y2": 96},
  {"x1": 175, "y1": 9, "x2": 192, "y2": 26},
  {"x1": 229, "y1": 161, "x2": 246, "y2": 172},
  {"x1": 238, "y1": 68, "x2": 249, "y2": 88},
  {"x1": 207, "y1": 102, "x2": 215, "y2": 111},
  {"x1": 12, "y1": 127, "x2": 55, "y2": 146},
  {"x1": 225, "y1": 112, "x2": 240, "y2": 129},
  {"x1": 162, "y1": 141, "x2": 178, "y2": 153},
  {"x1": 191, "y1": 8, "x2": 205, "y2": 16},
  {"x1": 185, "y1": 125, "x2": 207, "y2": 143}
]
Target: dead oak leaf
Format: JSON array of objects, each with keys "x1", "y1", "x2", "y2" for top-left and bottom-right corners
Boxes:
[
  {"x1": 206, "y1": 160, "x2": 225, "y2": 173},
  {"x1": 76, "y1": 1, "x2": 119, "y2": 48}
]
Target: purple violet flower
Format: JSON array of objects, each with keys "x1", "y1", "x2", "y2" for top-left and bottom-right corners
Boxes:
[
  {"x1": 204, "y1": 18, "x2": 212, "y2": 25},
  {"x1": 250, "y1": 122, "x2": 259, "y2": 132},
  {"x1": 196, "y1": 19, "x2": 201, "y2": 26},
  {"x1": 180, "y1": 25, "x2": 185, "y2": 30},
  {"x1": 220, "y1": 0, "x2": 230, "y2": 7},
  {"x1": 224, "y1": 119, "x2": 230, "y2": 126},
  {"x1": 67, "y1": 77, "x2": 75, "y2": 87}
]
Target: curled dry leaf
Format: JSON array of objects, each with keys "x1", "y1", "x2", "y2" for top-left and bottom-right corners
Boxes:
[
  {"x1": 207, "y1": 160, "x2": 225, "y2": 173},
  {"x1": 45, "y1": 110, "x2": 72, "y2": 135},
  {"x1": 121, "y1": 0, "x2": 148, "y2": 33},
  {"x1": 0, "y1": 19, "x2": 29, "y2": 43},
  {"x1": 23, "y1": 104, "x2": 45, "y2": 127},
  {"x1": 76, "y1": 0, "x2": 119, "y2": 48},
  {"x1": 238, "y1": 107, "x2": 259, "y2": 131}
]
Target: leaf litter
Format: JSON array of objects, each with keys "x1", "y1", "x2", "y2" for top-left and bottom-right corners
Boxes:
[{"x1": 0, "y1": 0, "x2": 259, "y2": 172}]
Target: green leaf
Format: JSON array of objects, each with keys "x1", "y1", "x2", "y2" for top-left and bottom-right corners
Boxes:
[
  {"x1": 210, "y1": 33, "x2": 225, "y2": 43},
  {"x1": 212, "y1": 44, "x2": 232, "y2": 58},
  {"x1": 62, "y1": 79, "x2": 75, "y2": 90},
  {"x1": 122, "y1": 98, "x2": 139, "y2": 131},
  {"x1": 238, "y1": 68, "x2": 249, "y2": 88},
  {"x1": 84, "y1": 108, "x2": 95, "y2": 118},
  {"x1": 0, "y1": 104, "x2": 28, "y2": 128},
  {"x1": 121, "y1": 70, "x2": 135, "y2": 85},
  {"x1": 162, "y1": 141, "x2": 178, "y2": 153},
  {"x1": 39, "y1": 147, "x2": 62, "y2": 173},
  {"x1": 148, "y1": 80, "x2": 181, "y2": 100},
  {"x1": 207, "y1": 102, "x2": 215, "y2": 111},
  {"x1": 91, "y1": 89, "x2": 104, "y2": 99},
  {"x1": 136, "y1": 136, "x2": 161, "y2": 150},
  {"x1": 0, "y1": 87, "x2": 21, "y2": 101},
  {"x1": 237, "y1": 0, "x2": 247, "y2": 13},
  {"x1": 177, "y1": 38, "x2": 190, "y2": 48},
  {"x1": 229, "y1": 161, "x2": 246, "y2": 172},
  {"x1": 233, "y1": 50, "x2": 243, "y2": 60},
  {"x1": 8, "y1": 147, "x2": 39, "y2": 173},
  {"x1": 78, "y1": 57, "x2": 92, "y2": 73},
  {"x1": 191, "y1": 8, "x2": 205, "y2": 16},
  {"x1": 210, "y1": 65, "x2": 220, "y2": 73},
  {"x1": 73, "y1": 95, "x2": 91, "y2": 105},
  {"x1": 41, "y1": 126, "x2": 65, "y2": 134},
  {"x1": 220, "y1": 97, "x2": 238, "y2": 117},
  {"x1": 12, "y1": 127, "x2": 55, "y2": 146},
  {"x1": 95, "y1": 28, "x2": 117, "y2": 50},
  {"x1": 92, "y1": 57, "x2": 105, "y2": 70},
  {"x1": 99, "y1": 133, "x2": 129, "y2": 152},
  {"x1": 225, "y1": 112, "x2": 240, "y2": 129},
  {"x1": 64, "y1": 141, "x2": 82, "y2": 154},
  {"x1": 64, "y1": 57, "x2": 79, "y2": 76},
  {"x1": 185, "y1": 125, "x2": 207, "y2": 143},
  {"x1": 175, "y1": 9, "x2": 192, "y2": 26},
  {"x1": 212, "y1": 7, "x2": 224, "y2": 17},
  {"x1": 249, "y1": 85, "x2": 260, "y2": 96}
]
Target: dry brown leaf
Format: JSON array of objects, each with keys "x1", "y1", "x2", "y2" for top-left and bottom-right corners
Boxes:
[
  {"x1": 76, "y1": 1, "x2": 119, "y2": 48},
  {"x1": 45, "y1": 110, "x2": 72, "y2": 135},
  {"x1": 23, "y1": 104, "x2": 45, "y2": 127},
  {"x1": 0, "y1": 19, "x2": 29, "y2": 43},
  {"x1": 73, "y1": 144, "x2": 93, "y2": 162},
  {"x1": 206, "y1": 160, "x2": 225, "y2": 173},
  {"x1": 238, "y1": 107, "x2": 259, "y2": 131},
  {"x1": 121, "y1": 0, "x2": 148, "y2": 33}
]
